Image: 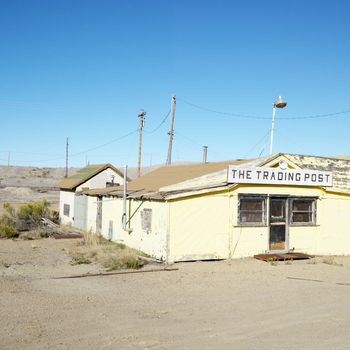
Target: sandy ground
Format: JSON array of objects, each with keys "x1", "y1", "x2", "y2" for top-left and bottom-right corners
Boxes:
[{"x1": 1, "y1": 238, "x2": 350, "y2": 350}]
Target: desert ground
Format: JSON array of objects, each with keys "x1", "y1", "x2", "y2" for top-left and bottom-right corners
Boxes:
[
  {"x1": 1, "y1": 165, "x2": 350, "y2": 349},
  {"x1": 1, "y1": 238, "x2": 350, "y2": 350}
]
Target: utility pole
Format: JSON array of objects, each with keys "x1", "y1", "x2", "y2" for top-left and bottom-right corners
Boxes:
[
  {"x1": 7, "y1": 151, "x2": 10, "y2": 167},
  {"x1": 137, "y1": 109, "x2": 146, "y2": 177},
  {"x1": 166, "y1": 94, "x2": 176, "y2": 165},
  {"x1": 65, "y1": 137, "x2": 69, "y2": 178}
]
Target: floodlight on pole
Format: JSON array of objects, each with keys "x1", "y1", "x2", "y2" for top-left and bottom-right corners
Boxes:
[{"x1": 269, "y1": 95, "x2": 287, "y2": 155}]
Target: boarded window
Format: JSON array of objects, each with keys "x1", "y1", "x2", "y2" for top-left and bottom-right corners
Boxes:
[
  {"x1": 108, "y1": 220, "x2": 113, "y2": 240},
  {"x1": 238, "y1": 196, "x2": 266, "y2": 225},
  {"x1": 141, "y1": 208, "x2": 152, "y2": 233},
  {"x1": 290, "y1": 198, "x2": 316, "y2": 225},
  {"x1": 63, "y1": 204, "x2": 70, "y2": 216}
]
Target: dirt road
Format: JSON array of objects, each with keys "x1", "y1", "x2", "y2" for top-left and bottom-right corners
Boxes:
[{"x1": 1, "y1": 238, "x2": 350, "y2": 349}]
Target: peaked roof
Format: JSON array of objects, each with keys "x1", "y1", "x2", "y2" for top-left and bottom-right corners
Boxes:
[
  {"x1": 58, "y1": 163, "x2": 126, "y2": 190},
  {"x1": 83, "y1": 153, "x2": 350, "y2": 200},
  {"x1": 160, "y1": 153, "x2": 350, "y2": 196},
  {"x1": 84, "y1": 159, "x2": 254, "y2": 198}
]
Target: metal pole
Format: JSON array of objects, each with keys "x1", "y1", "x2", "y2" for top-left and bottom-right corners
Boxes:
[
  {"x1": 65, "y1": 137, "x2": 69, "y2": 178},
  {"x1": 166, "y1": 94, "x2": 176, "y2": 165},
  {"x1": 203, "y1": 146, "x2": 208, "y2": 163},
  {"x1": 269, "y1": 106, "x2": 276, "y2": 156},
  {"x1": 122, "y1": 165, "x2": 127, "y2": 230},
  {"x1": 137, "y1": 110, "x2": 146, "y2": 177}
]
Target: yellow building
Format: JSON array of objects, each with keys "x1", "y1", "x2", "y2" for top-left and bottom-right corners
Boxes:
[{"x1": 82, "y1": 153, "x2": 350, "y2": 262}]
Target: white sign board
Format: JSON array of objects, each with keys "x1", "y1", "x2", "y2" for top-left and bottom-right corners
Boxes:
[{"x1": 227, "y1": 166, "x2": 333, "y2": 187}]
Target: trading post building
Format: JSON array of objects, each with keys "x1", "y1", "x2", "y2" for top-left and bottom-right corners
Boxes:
[{"x1": 79, "y1": 153, "x2": 350, "y2": 262}]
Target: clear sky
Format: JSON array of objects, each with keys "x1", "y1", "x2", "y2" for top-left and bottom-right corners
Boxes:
[{"x1": 1, "y1": 0, "x2": 350, "y2": 167}]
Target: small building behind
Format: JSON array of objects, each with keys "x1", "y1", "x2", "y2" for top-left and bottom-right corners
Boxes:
[{"x1": 57, "y1": 163, "x2": 126, "y2": 228}]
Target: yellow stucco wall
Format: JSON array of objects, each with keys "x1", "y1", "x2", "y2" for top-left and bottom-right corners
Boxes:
[
  {"x1": 168, "y1": 193, "x2": 230, "y2": 261},
  {"x1": 230, "y1": 185, "x2": 322, "y2": 257},
  {"x1": 85, "y1": 182, "x2": 350, "y2": 262},
  {"x1": 167, "y1": 184, "x2": 350, "y2": 260}
]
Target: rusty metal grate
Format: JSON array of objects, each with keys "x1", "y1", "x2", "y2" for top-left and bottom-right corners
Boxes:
[{"x1": 254, "y1": 252, "x2": 313, "y2": 262}]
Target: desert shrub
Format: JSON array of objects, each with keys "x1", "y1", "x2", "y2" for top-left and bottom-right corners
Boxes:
[
  {"x1": 17, "y1": 200, "x2": 51, "y2": 224},
  {"x1": 70, "y1": 253, "x2": 92, "y2": 266},
  {"x1": 115, "y1": 243, "x2": 126, "y2": 250},
  {"x1": 101, "y1": 255, "x2": 140, "y2": 271},
  {"x1": 0, "y1": 224, "x2": 18, "y2": 238},
  {"x1": 0, "y1": 201, "x2": 58, "y2": 238},
  {"x1": 0, "y1": 203, "x2": 16, "y2": 228}
]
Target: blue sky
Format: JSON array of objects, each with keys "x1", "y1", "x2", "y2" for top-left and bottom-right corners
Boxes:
[{"x1": 1, "y1": 0, "x2": 350, "y2": 167}]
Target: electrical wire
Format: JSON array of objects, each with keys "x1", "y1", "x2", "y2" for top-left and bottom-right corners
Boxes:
[
  {"x1": 2, "y1": 129, "x2": 139, "y2": 164},
  {"x1": 144, "y1": 110, "x2": 171, "y2": 134},
  {"x1": 70, "y1": 129, "x2": 139, "y2": 157},
  {"x1": 243, "y1": 129, "x2": 271, "y2": 158},
  {"x1": 178, "y1": 97, "x2": 350, "y2": 120}
]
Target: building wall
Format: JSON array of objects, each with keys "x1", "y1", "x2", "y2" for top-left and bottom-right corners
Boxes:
[
  {"x1": 59, "y1": 190, "x2": 75, "y2": 225},
  {"x1": 230, "y1": 185, "x2": 321, "y2": 257},
  {"x1": 168, "y1": 192, "x2": 230, "y2": 262},
  {"x1": 83, "y1": 184, "x2": 350, "y2": 262},
  {"x1": 86, "y1": 196, "x2": 168, "y2": 260},
  {"x1": 230, "y1": 184, "x2": 350, "y2": 258},
  {"x1": 76, "y1": 168, "x2": 123, "y2": 191},
  {"x1": 86, "y1": 195, "x2": 98, "y2": 233},
  {"x1": 74, "y1": 194, "x2": 88, "y2": 230},
  {"x1": 313, "y1": 192, "x2": 350, "y2": 255}
]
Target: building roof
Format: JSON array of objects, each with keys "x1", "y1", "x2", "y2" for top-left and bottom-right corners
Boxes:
[
  {"x1": 83, "y1": 159, "x2": 253, "y2": 199},
  {"x1": 83, "y1": 153, "x2": 350, "y2": 200},
  {"x1": 281, "y1": 153, "x2": 350, "y2": 194},
  {"x1": 57, "y1": 163, "x2": 127, "y2": 190},
  {"x1": 160, "y1": 153, "x2": 350, "y2": 197}
]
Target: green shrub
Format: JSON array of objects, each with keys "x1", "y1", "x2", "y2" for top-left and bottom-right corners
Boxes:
[
  {"x1": 17, "y1": 200, "x2": 51, "y2": 224},
  {"x1": 0, "y1": 224, "x2": 18, "y2": 238},
  {"x1": 101, "y1": 255, "x2": 140, "y2": 271},
  {"x1": 70, "y1": 253, "x2": 92, "y2": 266}
]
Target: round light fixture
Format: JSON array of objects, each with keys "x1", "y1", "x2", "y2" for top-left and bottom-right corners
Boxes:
[{"x1": 279, "y1": 160, "x2": 288, "y2": 170}]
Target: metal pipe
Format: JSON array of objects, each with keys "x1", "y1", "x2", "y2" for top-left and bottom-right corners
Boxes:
[
  {"x1": 203, "y1": 145, "x2": 208, "y2": 163},
  {"x1": 269, "y1": 106, "x2": 276, "y2": 156},
  {"x1": 122, "y1": 165, "x2": 127, "y2": 230}
]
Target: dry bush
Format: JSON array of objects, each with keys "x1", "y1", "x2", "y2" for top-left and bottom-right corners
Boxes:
[
  {"x1": 70, "y1": 253, "x2": 92, "y2": 266},
  {"x1": 0, "y1": 224, "x2": 17, "y2": 238},
  {"x1": 77, "y1": 230, "x2": 142, "y2": 271},
  {"x1": 322, "y1": 256, "x2": 343, "y2": 266},
  {"x1": 0, "y1": 201, "x2": 58, "y2": 239}
]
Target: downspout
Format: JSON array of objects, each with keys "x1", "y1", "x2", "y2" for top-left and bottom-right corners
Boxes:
[{"x1": 122, "y1": 165, "x2": 133, "y2": 232}]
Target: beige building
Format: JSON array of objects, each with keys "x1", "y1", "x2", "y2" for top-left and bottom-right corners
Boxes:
[
  {"x1": 82, "y1": 153, "x2": 350, "y2": 262},
  {"x1": 57, "y1": 163, "x2": 126, "y2": 228}
]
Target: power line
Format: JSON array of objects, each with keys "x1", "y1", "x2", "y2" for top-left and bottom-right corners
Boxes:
[
  {"x1": 243, "y1": 129, "x2": 271, "y2": 158},
  {"x1": 1, "y1": 129, "x2": 139, "y2": 164},
  {"x1": 178, "y1": 97, "x2": 350, "y2": 120},
  {"x1": 70, "y1": 129, "x2": 139, "y2": 157},
  {"x1": 144, "y1": 109, "x2": 171, "y2": 134}
]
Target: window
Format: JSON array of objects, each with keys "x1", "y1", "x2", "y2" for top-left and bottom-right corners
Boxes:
[
  {"x1": 63, "y1": 204, "x2": 70, "y2": 217},
  {"x1": 108, "y1": 220, "x2": 113, "y2": 240},
  {"x1": 290, "y1": 198, "x2": 316, "y2": 225},
  {"x1": 141, "y1": 208, "x2": 152, "y2": 233},
  {"x1": 238, "y1": 195, "x2": 266, "y2": 225}
]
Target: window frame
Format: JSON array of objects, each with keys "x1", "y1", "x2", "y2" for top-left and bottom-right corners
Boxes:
[
  {"x1": 289, "y1": 197, "x2": 317, "y2": 226},
  {"x1": 63, "y1": 203, "x2": 70, "y2": 217},
  {"x1": 237, "y1": 195, "x2": 267, "y2": 226}
]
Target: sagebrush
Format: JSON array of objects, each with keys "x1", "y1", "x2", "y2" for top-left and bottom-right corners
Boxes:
[{"x1": 0, "y1": 201, "x2": 59, "y2": 239}]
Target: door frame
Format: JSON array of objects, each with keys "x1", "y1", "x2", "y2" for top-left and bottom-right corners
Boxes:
[{"x1": 268, "y1": 196, "x2": 289, "y2": 253}]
